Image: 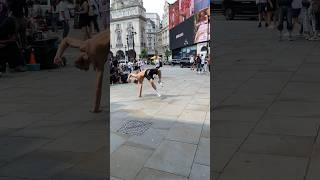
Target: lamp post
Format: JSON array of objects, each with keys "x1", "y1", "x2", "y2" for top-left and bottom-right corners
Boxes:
[
  {"x1": 130, "y1": 27, "x2": 137, "y2": 52},
  {"x1": 124, "y1": 45, "x2": 127, "y2": 60},
  {"x1": 126, "y1": 35, "x2": 129, "y2": 50}
]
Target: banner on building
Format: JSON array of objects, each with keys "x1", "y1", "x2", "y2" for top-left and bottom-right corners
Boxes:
[
  {"x1": 169, "y1": 0, "x2": 180, "y2": 30},
  {"x1": 179, "y1": 0, "x2": 194, "y2": 23},
  {"x1": 169, "y1": 15, "x2": 195, "y2": 50},
  {"x1": 194, "y1": 7, "x2": 210, "y2": 43}
]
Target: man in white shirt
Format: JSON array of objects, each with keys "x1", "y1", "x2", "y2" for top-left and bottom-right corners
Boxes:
[
  {"x1": 190, "y1": 55, "x2": 195, "y2": 70},
  {"x1": 57, "y1": 0, "x2": 70, "y2": 38}
]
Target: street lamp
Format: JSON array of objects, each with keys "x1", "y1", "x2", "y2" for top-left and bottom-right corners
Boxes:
[
  {"x1": 126, "y1": 35, "x2": 129, "y2": 50},
  {"x1": 130, "y1": 27, "x2": 137, "y2": 52},
  {"x1": 124, "y1": 45, "x2": 127, "y2": 60}
]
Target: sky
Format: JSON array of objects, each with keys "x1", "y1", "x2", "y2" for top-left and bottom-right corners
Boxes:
[{"x1": 143, "y1": 0, "x2": 176, "y2": 19}]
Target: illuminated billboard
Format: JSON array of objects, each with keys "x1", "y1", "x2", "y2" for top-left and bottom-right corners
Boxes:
[
  {"x1": 179, "y1": 0, "x2": 194, "y2": 23},
  {"x1": 169, "y1": 0, "x2": 180, "y2": 29},
  {"x1": 194, "y1": 7, "x2": 210, "y2": 43}
]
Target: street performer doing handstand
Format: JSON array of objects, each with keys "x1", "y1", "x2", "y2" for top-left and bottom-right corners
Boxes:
[
  {"x1": 127, "y1": 68, "x2": 163, "y2": 97},
  {"x1": 53, "y1": 30, "x2": 110, "y2": 113}
]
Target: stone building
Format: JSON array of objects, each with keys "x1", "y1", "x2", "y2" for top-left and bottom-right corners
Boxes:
[{"x1": 110, "y1": 0, "x2": 147, "y2": 60}]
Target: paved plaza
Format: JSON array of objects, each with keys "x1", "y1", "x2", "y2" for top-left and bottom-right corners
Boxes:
[
  {"x1": 0, "y1": 30, "x2": 108, "y2": 179},
  {"x1": 213, "y1": 15, "x2": 320, "y2": 180},
  {"x1": 110, "y1": 66, "x2": 210, "y2": 180}
]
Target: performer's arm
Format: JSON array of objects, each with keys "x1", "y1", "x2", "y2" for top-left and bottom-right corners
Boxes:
[
  {"x1": 54, "y1": 38, "x2": 84, "y2": 64},
  {"x1": 92, "y1": 68, "x2": 104, "y2": 113}
]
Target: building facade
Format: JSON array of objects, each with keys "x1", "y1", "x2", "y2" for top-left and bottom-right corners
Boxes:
[
  {"x1": 110, "y1": 0, "x2": 147, "y2": 60},
  {"x1": 145, "y1": 13, "x2": 160, "y2": 57},
  {"x1": 158, "y1": 2, "x2": 170, "y2": 60}
]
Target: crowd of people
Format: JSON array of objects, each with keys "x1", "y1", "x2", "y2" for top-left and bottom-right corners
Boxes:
[
  {"x1": 255, "y1": 0, "x2": 320, "y2": 40},
  {"x1": 189, "y1": 54, "x2": 211, "y2": 73},
  {"x1": 0, "y1": 0, "x2": 108, "y2": 77},
  {"x1": 110, "y1": 58, "x2": 159, "y2": 85}
]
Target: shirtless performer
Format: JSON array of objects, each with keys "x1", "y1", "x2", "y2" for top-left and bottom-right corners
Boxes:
[
  {"x1": 127, "y1": 68, "x2": 163, "y2": 97},
  {"x1": 53, "y1": 30, "x2": 110, "y2": 113}
]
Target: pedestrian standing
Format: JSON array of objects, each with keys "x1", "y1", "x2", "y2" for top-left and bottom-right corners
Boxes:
[
  {"x1": 310, "y1": 0, "x2": 320, "y2": 40},
  {"x1": 204, "y1": 55, "x2": 208, "y2": 72},
  {"x1": 50, "y1": 0, "x2": 59, "y2": 33},
  {"x1": 267, "y1": 0, "x2": 275, "y2": 28},
  {"x1": 7, "y1": 0, "x2": 28, "y2": 47},
  {"x1": 200, "y1": 54, "x2": 205, "y2": 73},
  {"x1": 277, "y1": 0, "x2": 294, "y2": 40},
  {"x1": 99, "y1": 0, "x2": 108, "y2": 30},
  {"x1": 301, "y1": 0, "x2": 312, "y2": 39},
  {"x1": 208, "y1": 55, "x2": 211, "y2": 73},
  {"x1": 88, "y1": 0, "x2": 99, "y2": 33},
  {"x1": 196, "y1": 54, "x2": 201, "y2": 73},
  {"x1": 291, "y1": 0, "x2": 303, "y2": 35},
  {"x1": 257, "y1": 0, "x2": 268, "y2": 27},
  {"x1": 190, "y1": 54, "x2": 195, "y2": 71},
  {"x1": 57, "y1": 0, "x2": 70, "y2": 38},
  {"x1": 140, "y1": 58, "x2": 145, "y2": 70},
  {"x1": 79, "y1": 0, "x2": 90, "y2": 40}
]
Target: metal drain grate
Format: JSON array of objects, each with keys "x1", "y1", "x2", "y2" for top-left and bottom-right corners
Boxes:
[{"x1": 117, "y1": 120, "x2": 152, "y2": 136}]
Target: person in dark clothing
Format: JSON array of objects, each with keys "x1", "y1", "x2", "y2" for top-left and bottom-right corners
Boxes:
[
  {"x1": 196, "y1": 54, "x2": 201, "y2": 73},
  {"x1": 0, "y1": 17, "x2": 26, "y2": 74},
  {"x1": 7, "y1": 0, "x2": 28, "y2": 47},
  {"x1": 277, "y1": 0, "x2": 294, "y2": 40}
]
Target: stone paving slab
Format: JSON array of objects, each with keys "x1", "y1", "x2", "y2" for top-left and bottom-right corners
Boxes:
[
  {"x1": 195, "y1": 138, "x2": 210, "y2": 166},
  {"x1": 166, "y1": 122, "x2": 202, "y2": 145},
  {"x1": 254, "y1": 115, "x2": 320, "y2": 137},
  {"x1": 218, "y1": 153, "x2": 308, "y2": 180},
  {"x1": 135, "y1": 168, "x2": 188, "y2": 180},
  {"x1": 144, "y1": 140, "x2": 197, "y2": 177},
  {"x1": 110, "y1": 145, "x2": 153, "y2": 180},
  {"x1": 214, "y1": 16, "x2": 320, "y2": 180},
  {"x1": 240, "y1": 134, "x2": 314, "y2": 157},
  {"x1": 189, "y1": 163, "x2": 210, "y2": 180}
]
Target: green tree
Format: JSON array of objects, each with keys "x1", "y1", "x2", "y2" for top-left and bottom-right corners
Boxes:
[
  {"x1": 165, "y1": 49, "x2": 171, "y2": 61},
  {"x1": 140, "y1": 49, "x2": 148, "y2": 59}
]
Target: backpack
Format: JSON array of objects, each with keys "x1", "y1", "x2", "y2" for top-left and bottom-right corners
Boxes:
[{"x1": 159, "y1": 61, "x2": 163, "y2": 67}]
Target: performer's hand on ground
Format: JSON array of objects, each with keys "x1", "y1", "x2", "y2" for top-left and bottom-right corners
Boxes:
[{"x1": 54, "y1": 56, "x2": 63, "y2": 66}]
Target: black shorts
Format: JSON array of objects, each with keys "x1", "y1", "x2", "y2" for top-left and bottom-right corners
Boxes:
[
  {"x1": 292, "y1": 8, "x2": 301, "y2": 18},
  {"x1": 144, "y1": 69, "x2": 159, "y2": 81},
  {"x1": 257, "y1": 3, "x2": 267, "y2": 13},
  {"x1": 79, "y1": 14, "x2": 90, "y2": 28},
  {"x1": 144, "y1": 70, "x2": 153, "y2": 80}
]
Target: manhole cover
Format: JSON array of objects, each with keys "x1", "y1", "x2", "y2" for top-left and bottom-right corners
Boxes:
[{"x1": 117, "y1": 120, "x2": 152, "y2": 136}]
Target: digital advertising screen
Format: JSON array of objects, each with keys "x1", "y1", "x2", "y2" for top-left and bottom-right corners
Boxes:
[
  {"x1": 194, "y1": 0, "x2": 210, "y2": 13},
  {"x1": 194, "y1": 7, "x2": 210, "y2": 43},
  {"x1": 170, "y1": 15, "x2": 195, "y2": 50},
  {"x1": 169, "y1": 0, "x2": 180, "y2": 30},
  {"x1": 179, "y1": 0, "x2": 194, "y2": 23}
]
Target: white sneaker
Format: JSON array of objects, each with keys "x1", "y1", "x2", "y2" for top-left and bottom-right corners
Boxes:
[{"x1": 156, "y1": 92, "x2": 161, "y2": 97}]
